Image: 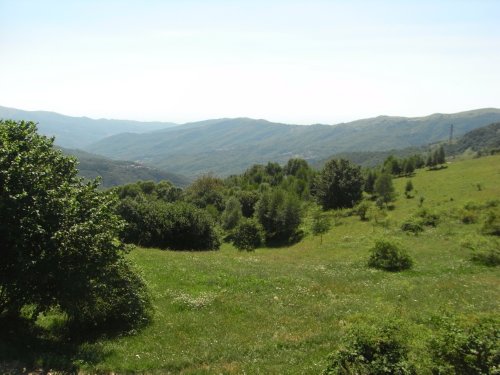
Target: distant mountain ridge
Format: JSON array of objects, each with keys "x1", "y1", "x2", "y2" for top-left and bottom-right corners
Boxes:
[
  {"x1": 3, "y1": 105, "x2": 500, "y2": 177},
  {"x1": 86, "y1": 108, "x2": 500, "y2": 177},
  {"x1": 0, "y1": 105, "x2": 177, "y2": 148}
]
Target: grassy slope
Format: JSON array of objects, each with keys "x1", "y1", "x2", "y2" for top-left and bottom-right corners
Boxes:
[{"x1": 76, "y1": 155, "x2": 500, "y2": 374}]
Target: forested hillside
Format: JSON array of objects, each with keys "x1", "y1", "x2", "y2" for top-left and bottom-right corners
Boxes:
[
  {"x1": 61, "y1": 148, "x2": 191, "y2": 188},
  {"x1": 86, "y1": 108, "x2": 500, "y2": 177},
  {"x1": 445, "y1": 122, "x2": 500, "y2": 155}
]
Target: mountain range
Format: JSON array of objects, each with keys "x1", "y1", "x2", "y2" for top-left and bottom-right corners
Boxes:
[
  {"x1": 85, "y1": 108, "x2": 500, "y2": 176},
  {"x1": 2, "y1": 105, "x2": 500, "y2": 178},
  {"x1": 0, "y1": 105, "x2": 177, "y2": 148}
]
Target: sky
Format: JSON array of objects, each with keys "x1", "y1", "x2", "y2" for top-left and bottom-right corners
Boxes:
[{"x1": 1, "y1": 0, "x2": 499, "y2": 124}]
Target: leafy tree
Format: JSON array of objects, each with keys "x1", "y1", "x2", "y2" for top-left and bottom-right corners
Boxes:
[
  {"x1": 311, "y1": 211, "x2": 331, "y2": 244},
  {"x1": 405, "y1": 179, "x2": 414, "y2": 198},
  {"x1": 221, "y1": 196, "x2": 243, "y2": 231},
  {"x1": 284, "y1": 158, "x2": 310, "y2": 176},
  {"x1": 364, "y1": 170, "x2": 377, "y2": 194},
  {"x1": 426, "y1": 153, "x2": 435, "y2": 168},
  {"x1": 403, "y1": 158, "x2": 415, "y2": 176},
  {"x1": 0, "y1": 120, "x2": 150, "y2": 330},
  {"x1": 232, "y1": 218, "x2": 264, "y2": 251},
  {"x1": 314, "y1": 159, "x2": 364, "y2": 210},
  {"x1": 384, "y1": 155, "x2": 401, "y2": 176},
  {"x1": 185, "y1": 174, "x2": 225, "y2": 211},
  {"x1": 255, "y1": 189, "x2": 303, "y2": 244},
  {"x1": 264, "y1": 162, "x2": 283, "y2": 186},
  {"x1": 436, "y1": 145, "x2": 446, "y2": 165},
  {"x1": 374, "y1": 172, "x2": 396, "y2": 205},
  {"x1": 237, "y1": 190, "x2": 260, "y2": 218}
]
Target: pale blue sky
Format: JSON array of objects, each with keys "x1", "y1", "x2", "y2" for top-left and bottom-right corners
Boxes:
[{"x1": 1, "y1": 0, "x2": 499, "y2": 124}]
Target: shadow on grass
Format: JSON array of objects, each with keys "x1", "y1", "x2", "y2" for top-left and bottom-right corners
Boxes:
[
  {"x1": 0, "y1": 316, "x2": 112, "y2": 373},
  {"x1": 265, "y1": 230, "x2": 305, "y2": 249}
]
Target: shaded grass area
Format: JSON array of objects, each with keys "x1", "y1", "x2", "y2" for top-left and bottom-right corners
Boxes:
[
  {"x1": 0, "y1": 316, "x2": 112, "y2": 373},
  {"x1": 1, "y1": 155, "x2": 499, "y2": 373}
]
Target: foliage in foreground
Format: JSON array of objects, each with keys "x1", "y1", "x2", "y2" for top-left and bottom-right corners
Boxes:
[
  {"x1": 368, "y1": 239, "x2": 413, "y2": 271},
  {"x1": 0, "y1": 120, "x2": 150, "y2": 332},
  {"x1": 429, "y1": 315, "x2": 500, "y2": 374},
  {"x1": 322, "y1": 320, "x2": 415, "y2": 375}
]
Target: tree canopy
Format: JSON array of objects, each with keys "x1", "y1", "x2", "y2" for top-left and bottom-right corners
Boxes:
[
  {"x1": 314, "y1": 158, "x2": 364, "y2": 210},
  {"x1": 0, "y1": 120, "x2": 149, "y2": 331}
]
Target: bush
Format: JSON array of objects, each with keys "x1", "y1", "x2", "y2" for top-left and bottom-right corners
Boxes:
[
  {"x1": 461, "y1": 235, "x2": 500, "y2": 266},
  {"x1": 67, "y1": 256, "x2": 151, "y2": 333},
  {"x1": 232, "y1": 218, "x2": 264, "y2": 251},
  {"x1": 401, "y1": 218, "x2": 424, "y2": 234},
  {"x1": 355, "y1": 200, "x2": 372, "y2": 221},
  {"x1": 368, "y1": 239, "x2": 413, "y2": 271},
  {"x1": 482, "y1": 210, "x2": 500, "y2": 236},
  {"x1": 459, "y1": 209, "x2": 479, "y2": 224},
  {"x1": 117, "y1": 199, "x2": 220, "y2": 250},
  {"x1": 322, "y1": 320, "x2": 415, "y2": 375},
  {"x1": 430, "y1": 315, "x2": 500, "y2": 374},
  {"x1": 415, "y1": 208, "x2": 439, "y2": 227}
]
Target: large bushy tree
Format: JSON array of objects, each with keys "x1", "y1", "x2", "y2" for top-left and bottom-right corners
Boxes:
[
  {"x1": 0, "y1": 120, "x2": 149, "y2": 330},
  {"x1": 255, "y1": 188, "x2": 302, "y2": 244},
  {"x1": 117, "y1": 198, "x2": 220, "y2": 250},
  {"x1": 314, "y1": 158, "x2": 363, "y2": 209},
  {"x1": 374, "y1": 172, "x2": 396, "y2": 205}
]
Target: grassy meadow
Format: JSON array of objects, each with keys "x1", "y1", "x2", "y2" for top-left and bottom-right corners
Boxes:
[
  {"x1": 2, "y1": 155, "x2": 500, "y2": 373},
  {"x1": 81, "y1": 155, "x2": 499, "y2": 374}
]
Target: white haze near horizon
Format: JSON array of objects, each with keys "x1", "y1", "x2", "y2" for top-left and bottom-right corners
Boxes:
[{"x1": 0, "y1": 0, "x2": 499, "y2": 125}]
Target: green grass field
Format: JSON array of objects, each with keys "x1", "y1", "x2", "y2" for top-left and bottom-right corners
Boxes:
[
  {"x1": 3, "y1": 155, "x2": 500, "y2": 374},
  {"x1": 77, "y1": 155, "x2": 499, "y2": 374}
]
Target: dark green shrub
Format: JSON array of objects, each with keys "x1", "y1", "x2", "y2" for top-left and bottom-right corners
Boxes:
[
  {"x1": 401, "y1": 218, "x2": 424, "y2": 234},
  {"x1": 461, "y1": 235, "x2": 500, "y2": 266},
  {"x1": 471, "y1": 248, "x2": 500, "y2": 267},
  {"x1": 416, "y1": 208, "x2": 439, "y2": 227},
  {"x1": 482, "y1": 210, "x2": 500, "y2": 236},
  {"x1": 355, "y1": 200, "x2": 372, "y2": 221},
  {"x1": 368, "y1": 239, "x2": 413, "y2": 271},
  {"x1": 460, "y1": 209, "x2": 479, "y2": 224},
  {"x1": 430, "y1": 315, "x2": 500, "y2": 374},
  {"x1": 117, "y1": 199, "x2": 220, "y2": 250},
  {"x1": 67, "y1": 257, "x2": 151, "y2": 333},
  {"x1": 322, "y1": 321, "x2": 415, "y2": 375},
  {"x1": 232, "y1": 218, "x2": 264, "y2": 251}
]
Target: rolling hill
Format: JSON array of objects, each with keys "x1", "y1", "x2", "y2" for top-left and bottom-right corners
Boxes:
[
  {"x1": 86, "y1": 108, "x2": 500, "y2": 176},
  {"x1": 61, "y1": 148, "x2": 191, "y2": 188},
  {"x1": 0, "y1": 105, "x2": 177, "y2": 149}
]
